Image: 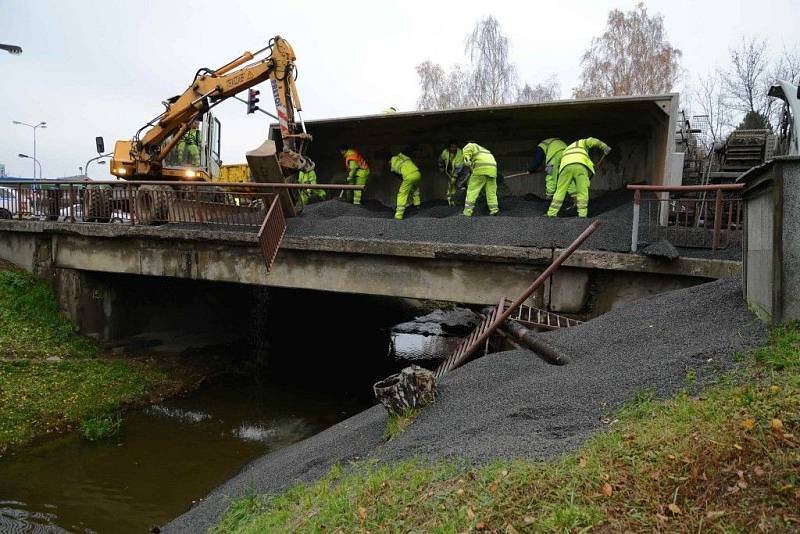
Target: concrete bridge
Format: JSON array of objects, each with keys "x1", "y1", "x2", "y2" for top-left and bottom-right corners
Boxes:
[{"x1": 0, "y1": 218, "x2": 739, "y2": 342}]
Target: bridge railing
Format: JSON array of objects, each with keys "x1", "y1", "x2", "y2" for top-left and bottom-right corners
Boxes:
[
  {"x1": 0, "y1": 180, "x2": 358, "y2": 229},
  {"x1": 0, "y1": 180, "x2": 362, "y2": 271},
  {"x1": 627, "y1": 183, "x2": 744, "y2": 253}
]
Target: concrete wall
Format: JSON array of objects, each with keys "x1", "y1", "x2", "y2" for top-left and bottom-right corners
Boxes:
[
  {"x1": 269, "y1": 95, "x2": 677, "y2": 206},
  {"x1": 744, "y1": 188, "x2": 776, "y2": 321},
  {"x1": 781, "y1": 161, "x2": 800, "y2": 320},
  {"x1": 741, "y1": 156, "x2": 800, "y2": 323}
]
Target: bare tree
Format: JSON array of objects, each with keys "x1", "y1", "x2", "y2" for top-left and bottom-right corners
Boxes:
[
  {"x1": 693, "y1": 71, "x2": 733, "y2": 150},
  {"x1": 575, "y1": 3, "x2": 681, "y2": 97},
  {"x1": 516, "y1": 75, "x2": 560, "y2": 103},
  {"x1": 416, "y1": 15, "x2": 555, "y2": 110},
  {"x1": 464, "y1": 16, "x2": 517, "y2": 106},
  {"x1": 722, "y1": 36, "x2": 771, "y2": 118},
  {"x1": 415, "y1": 61, "x2": 470, "y2": 111}
]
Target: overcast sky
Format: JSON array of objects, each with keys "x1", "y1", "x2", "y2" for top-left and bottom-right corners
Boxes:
[{"x1": 1, "y1": 0, "x2": 798, "y2": 179}]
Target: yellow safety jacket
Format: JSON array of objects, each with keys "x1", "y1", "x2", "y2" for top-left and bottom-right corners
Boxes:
[
  {"x1": 438, "y1": 148, "x2": 464, "y2": 177},
  {"x1": 559, "y1": 137, "x2": 609, "y2": 175},
  {"x1": 390, "y1": 153, "x2": 420, "y2": 179},
  {"x1": 298, "y1": 169, "x2": 317, "y2": 185},
  {"x1": 462, "y1": 143, "x2": 497, "y2": 178},
  {"x1": 538, "y1": 138, "x2": 567, "y2": 165}
]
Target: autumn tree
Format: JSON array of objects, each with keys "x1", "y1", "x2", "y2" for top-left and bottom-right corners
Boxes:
[
  {"x1": 416, "y1": 16, "x2": 559, "y2": 110},
  {"x1": 575, "y1": 3, "x2": 681, "y2": 97}
]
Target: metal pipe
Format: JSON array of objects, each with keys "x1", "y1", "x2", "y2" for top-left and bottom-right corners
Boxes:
[
  {"x1": 712, "y1": 188, "x2": 723, "y2": 251},
  {"x1": 627, "y1": 184, "x2": 743, "y2": 192},
  {"x1": 631, "y1": 189, "x2": 640, "y2": 252}
]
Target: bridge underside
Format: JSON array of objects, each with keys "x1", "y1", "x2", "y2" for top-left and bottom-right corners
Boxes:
[{"x1": 1, "y1": 221, "x2": 738, "y2": 319}]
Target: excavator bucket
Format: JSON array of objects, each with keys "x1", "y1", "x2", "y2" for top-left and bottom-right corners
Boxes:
[{"x1": 246, "y1": 140, "x2": 297, "y2": 218}]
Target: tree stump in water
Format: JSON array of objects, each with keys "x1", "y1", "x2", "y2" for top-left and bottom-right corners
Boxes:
[{"x1": 373, "y1": 365, "x2": 436, "y2": 415}]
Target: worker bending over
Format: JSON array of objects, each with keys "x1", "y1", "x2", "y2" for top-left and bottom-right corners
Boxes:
[
  {"x1": 389, "y1": 152, "x2": 422, "y2": 220},
  {"x1": 298, "y1": 163, "x2": 327, "y2": 206},
  {"x1": 529, "y1": 138, "x2": 573, "y2": 201},
  {"x1": 547, "y1": 137, "x2": 611, "y2": 218},
  {"x1": 462, "y1": 142, "x2": 498, "y2": 216},
  {"x1": 438, "y1": 140, "x2": 466, "y2": 206},
  {"x1": 339, "y1": 145, "x2": 370, "y2": 205}
]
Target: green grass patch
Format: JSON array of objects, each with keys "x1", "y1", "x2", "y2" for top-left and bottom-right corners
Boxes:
[
  {"x1": 0, "y1": 358, "x2": 165, "y2": 449},
  {"x1": 0, "y1": 269, "x2": 96, "y2": 358},
  {"x1": 0, "y1": 268, "x2": 170, "y2": 452},
  {"x1": 383, "y1": 408, "x2": 420, "y2": 441},
  {"x1": 217, "y1": 324, "x2": 800, "y2": 533},
  {"x1": 79, "y1": 412, "x2": 123, "y2": 441}
]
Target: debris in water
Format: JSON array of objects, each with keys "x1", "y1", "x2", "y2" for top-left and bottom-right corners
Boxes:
[{"x1": 390, "y1": 308, "x2": 479, "y2": 362}]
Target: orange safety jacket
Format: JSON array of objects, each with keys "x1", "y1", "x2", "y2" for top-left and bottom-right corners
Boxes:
[{"x1": 343, "y1": 149, "x2": 369, "y2": 171}]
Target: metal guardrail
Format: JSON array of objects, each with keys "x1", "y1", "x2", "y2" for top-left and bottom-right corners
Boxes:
[
  {"x1": 0, "y1": 180, "x2": 362, "y2": 271},
  {"x1": 628, "y1": 184, "x2": 744, "y2": 253}
]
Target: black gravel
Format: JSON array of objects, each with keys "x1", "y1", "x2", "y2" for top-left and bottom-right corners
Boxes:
[
  {"x1": 288, "y1": 191, "x2": 741, "y2": 260},
  {"x1": 290, "y1": 191, "x2": 636, "y2": 252},
  {"x1": 165, "y1": 277, "x2": 765, "y2": 533}
]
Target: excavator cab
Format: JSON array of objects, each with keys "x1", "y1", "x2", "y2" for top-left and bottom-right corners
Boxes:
[{"x1": 162, "y1": 113, "x2": 222, "y2": 179}]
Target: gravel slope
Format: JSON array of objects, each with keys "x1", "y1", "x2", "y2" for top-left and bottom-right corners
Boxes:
[{"x1": 165, "y1": 277, "x2": 764, "y2": 532}]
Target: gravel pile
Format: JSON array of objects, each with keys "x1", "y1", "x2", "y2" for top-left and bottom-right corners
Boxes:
[
  {"x1": 289, "y1": 191, "x2": 638, "y2": 252},
  {"x1": 165, "y1": 277, "x2": 764, "y2": 532}
]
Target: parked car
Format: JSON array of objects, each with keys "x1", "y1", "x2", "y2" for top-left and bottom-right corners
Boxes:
[{"x1": 0, "y1": 186, "x2": 21, "y2": 218}]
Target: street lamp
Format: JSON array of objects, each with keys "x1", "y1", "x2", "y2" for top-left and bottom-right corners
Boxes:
[
  {"x1": 85, "y1": 153, "x2": 112, "y2": 178},
  {"x1": 18, "y1": 153, "x2": 42, "y2": 179},
  {"x1": 12, "y1": 120, "x2": 46, "y2": 179}
]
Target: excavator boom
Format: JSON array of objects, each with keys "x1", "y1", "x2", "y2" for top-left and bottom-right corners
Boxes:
[{"x1": 111, "y1": 36, "x2": 311, "y2": 181}]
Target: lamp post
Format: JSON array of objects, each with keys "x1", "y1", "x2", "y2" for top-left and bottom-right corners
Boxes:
[
  {"x1": 12, "y1": 120, "x2": 46, "y2": 179},
  {"x1": 85, "y1": 153, "x2": 112, "y2": 178},
  {"x1": 18, "y1": 153, "x2": 42, "y2": 180}
]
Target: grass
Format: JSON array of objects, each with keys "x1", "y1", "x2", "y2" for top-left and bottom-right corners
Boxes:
[
  {"x1": 216, "y1": 323, "x2": 800, "y2": 533},
  {"x1": 383, "y1": 408, "x2": 420, "y2": 441},
  {"x1": 79, "y1": 412, "x2": 123, "y2": 441},
  {"x1": 0, "y1": 268, "x2": 96, "y2": 359},
  {"x1": 0, "y1": 268, "x2": 169, "y2": 453}
]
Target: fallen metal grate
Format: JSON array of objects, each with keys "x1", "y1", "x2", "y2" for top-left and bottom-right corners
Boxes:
[
  {"x1": 434, "y1": 220, "x2": 600, "y2": 380},
  {"x1": 257, "y1": 194, "x2": 286, "y2": 271},
  {"x1": 503, "y1": 299, "x2": 583, "y2": 330}
]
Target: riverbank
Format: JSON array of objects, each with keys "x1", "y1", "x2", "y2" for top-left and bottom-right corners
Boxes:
[
  {"x1": 216, "y1": 322, "x2": 799, "y2": 532},
  {"x1": 166, "y1": 277, "x2": 775, "y2": 532},
  {"x1": 0, "y1": 263, "x2": 177, "y2": 455}
]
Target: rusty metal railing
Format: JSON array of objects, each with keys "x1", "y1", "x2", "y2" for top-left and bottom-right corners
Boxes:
[
  {"x1": 0, "y1": 180, "x2": 360, "y2": 227},
  {"x1": 434, "y1": 220, "x2": 600, "y2": 379},
  {"x1": 257, "y1": 194, "x2": 287, "y2": 271},
  {"x1": 628, "y1": 184, "x2": 744, "y2": 253},
  {"x1": 0, "y1": 180, "x2": 362, "y2": 271}
]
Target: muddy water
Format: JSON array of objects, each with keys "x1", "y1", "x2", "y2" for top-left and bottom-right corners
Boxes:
[{"x1": 0, "y1": 377, "x2": 365, "y2": 533}]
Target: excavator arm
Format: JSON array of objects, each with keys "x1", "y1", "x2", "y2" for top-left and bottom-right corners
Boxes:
[{"x1": 111, "y1": 36, "x2": 311, "y2": 181}]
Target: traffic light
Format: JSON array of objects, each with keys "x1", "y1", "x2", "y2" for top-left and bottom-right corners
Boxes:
[{"x1": 247, "y1": 89, "x2": 260, "y2": 114}]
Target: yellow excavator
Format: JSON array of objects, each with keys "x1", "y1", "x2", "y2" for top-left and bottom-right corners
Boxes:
[{"x1": 110, "y1": 36, "x2": 312, "y2": 182}]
